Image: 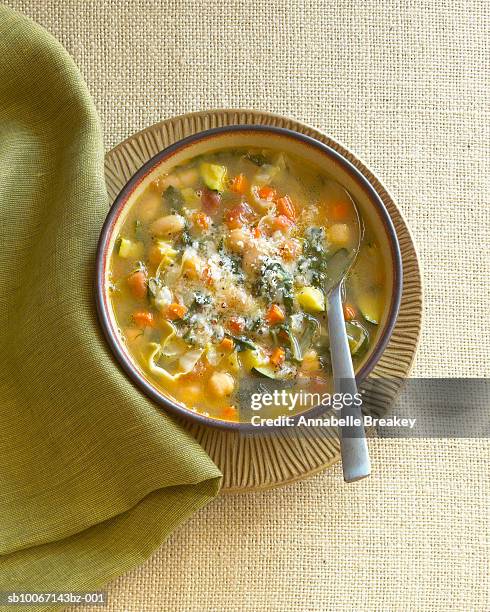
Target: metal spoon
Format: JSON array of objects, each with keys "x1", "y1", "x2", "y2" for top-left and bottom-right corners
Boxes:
[{"x1": 324, "y1": 188, "x2": 371, "y2": 482}]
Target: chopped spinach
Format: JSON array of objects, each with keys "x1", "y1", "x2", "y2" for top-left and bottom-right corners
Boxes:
[
  {"x1": 180, "y1": 295, "x2": 212, "y2": 325},
  {"x1": 244, "y1": 152, "x2": 269, "y2": 166},
  {"x1": 218, "y1": 240, "x2": 245, "y2": 282},
  {"x1": 163, "y1": 185, "x2": 184, "y2": 212},
  {"x1": 298, "y1": 314, "x2": 321, "y2": 354},
  {"x1": 182, "y1": 327, "x2": 199, "y2": 345},
  {"x1": 147, "y1": 276, "x2": 161, "y2": 299},
  {"x1": 225, "y1": 333, "x2": 257, "y2": 352},
  {"x1": 193, "y1": 292, "x2": 212, "y2": 307},
  {"x1": 175, "y1": 221, "x2": 192, "y2": 249},
  {"x1": 250, "y1": 317, "x2": 264, "y2": 332},
  {"x1": 300, "y1": 227, "x2": 329, "y2": 288},
  {"x1": 184, "y1": 292, "x2": 212, "y2": 318},
  {"x1": 273, "y1": 314, "x2": 320, "y2": 363},
  {"x1": 256, "y1": 259, "x2": 294, "y2": 313}
]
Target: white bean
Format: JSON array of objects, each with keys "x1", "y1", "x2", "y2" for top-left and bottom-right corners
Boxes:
[{"x1": 150, "y1": 214, "x2": 185, "y2": 236}]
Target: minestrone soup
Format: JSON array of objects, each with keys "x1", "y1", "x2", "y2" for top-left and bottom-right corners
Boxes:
[{"x1": 108, "y1": 147, "x2": 387, "y2": 422}]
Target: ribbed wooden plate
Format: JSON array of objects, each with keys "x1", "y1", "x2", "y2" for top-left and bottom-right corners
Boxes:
[{"x1": 105, "y1": 109, "x2": 423, "y2": 492}]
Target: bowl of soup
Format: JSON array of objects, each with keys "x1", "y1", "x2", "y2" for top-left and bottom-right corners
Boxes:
[{"x1": 96, "y1": 126, "x2": 402, "y2": 429}]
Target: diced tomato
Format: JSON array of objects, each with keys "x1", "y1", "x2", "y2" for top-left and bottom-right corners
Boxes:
[
  {"x1": 166, "y1": 303, "x2": 188, "y2": 320},
  {"x1": 270, "y1": 347, "x2": 286, "y2": 367},
  {"x1": 276, "y1": 195, "x2": 296, "y2": 220},
  {"x1": 224, "y1": 202, "x2": 256, "y2": 229},
  {"x1": 132, "y1": 310, "x2": 155, "y2": 328},
  {"x1": 227, "y1": 317, "x2": 245, "y2": 334},
  {"x1": 272, "y1": 215, "x2": 294, "y2": 232},
  {"x1": 265, "y1": 304, "x2": 286, "y2": 326},
  {"x1": 258, "y1": 185, "x2": 276, "y2": 201},
  {"x1": 230, "y1": 173, "x2": 248, "y2": 194},
  {"x1": 201, "y1": 188, "x2": 221, "y2": 214}
]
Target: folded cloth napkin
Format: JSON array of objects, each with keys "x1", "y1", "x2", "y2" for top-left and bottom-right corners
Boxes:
[{"x1": 0, "y1": 6, "x2": 221, "y2": 606}]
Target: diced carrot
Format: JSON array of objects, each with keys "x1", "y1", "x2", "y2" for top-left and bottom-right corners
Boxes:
[
  {"x1": 228, "y1": 317, "x2": 245, "y2": 334},
  {"x1": 265, "y1": 304, "x2": 286, "y2": 326},
  {"x1": 219, "y1": 337, "x2": 234, "y2": 352},
  {"x1": 276, "y1": 195, "x2": 296, "y2": 220},
  {"x1": 343, "y1": 304, "x2": 356, "y2": 321},
  {"x1": 192, "y1": 211, "x2": 210, "y2": 230},
  {"x1": 132, "y1": 309, "x2": 155, "y2": 328},
  {"x1": 270, "y1": 347, "x2": 285, "y2": 367},
  {"x1": 258, "y1": 185, "x2": 276, "y2": 201},
  {"x1": 230, "y1": 173, "x2": 248, "y2": 194},
  {"x1": 222, "y1": 405, "x2": 238, "y2": 420},
  {"x1": 127, "y1": 270, "x2": 147, "y2": 300},
  {"x1": 272, "y1": 215, "x2": 294, "y2": 232},
  {"x1": 166, "y1": 303, "x2": 188, "y2": 320},
  {"x1": 252, "y1": 227, "x2": 262, "y2": 239},
  {"x1": 330, "y1": 201, "x2": 350, "y2": 221}
]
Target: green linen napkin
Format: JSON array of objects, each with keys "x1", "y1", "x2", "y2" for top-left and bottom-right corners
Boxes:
[{"x1": 0, "y1": 6, "x2": 221, "y2": 606}]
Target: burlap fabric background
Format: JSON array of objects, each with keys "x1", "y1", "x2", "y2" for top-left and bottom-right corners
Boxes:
[{"x1": 4, "y1": 1, "x2": 489, "y2": 610}]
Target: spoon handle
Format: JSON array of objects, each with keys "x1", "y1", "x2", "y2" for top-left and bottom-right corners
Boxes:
[{"x1": 328, "y1": 284, "x2": 371, "y2": 482}]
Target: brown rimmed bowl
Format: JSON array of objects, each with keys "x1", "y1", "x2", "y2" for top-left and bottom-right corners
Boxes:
[{"x1": 96, "y1": 125, "x2": 402, "y2": 431}]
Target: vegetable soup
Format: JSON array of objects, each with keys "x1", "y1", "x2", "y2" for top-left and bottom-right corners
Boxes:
[{"x1": 108, "y1": 147, "x2": 387, "y2": 422}]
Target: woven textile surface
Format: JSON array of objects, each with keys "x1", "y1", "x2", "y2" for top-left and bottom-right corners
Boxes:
[{"x1": 4, "y1": 1, "x2": 489, "y2": 610}]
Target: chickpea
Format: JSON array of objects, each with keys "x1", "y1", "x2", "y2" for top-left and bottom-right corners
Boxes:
[
  {"x1": 150, "y1": 214, "x2": 185, "y2": 237},
  {"x1": 227, "y1": 228, "x2": 250, "y2": 253},
  {"x1": 209, "y1": 371, "x2": 235, "y2": 398}
]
